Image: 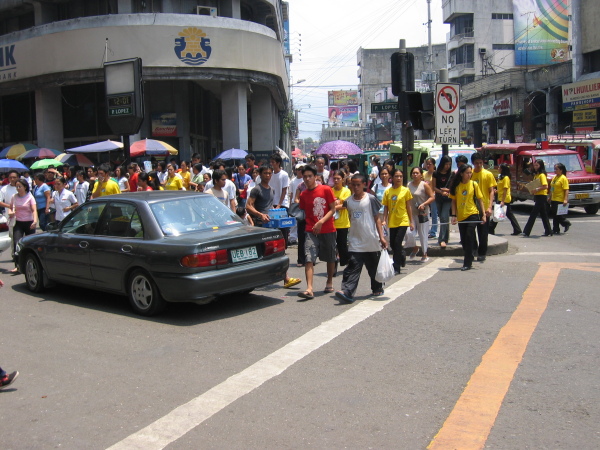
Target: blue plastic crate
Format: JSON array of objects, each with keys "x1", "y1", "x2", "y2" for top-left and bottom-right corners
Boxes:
[
  {"x1": 268, "y1": 208, "x2": 288, "y2": 219},
  {"x1": 263, "y1": 216, "x2": 297, "y2": 228}
]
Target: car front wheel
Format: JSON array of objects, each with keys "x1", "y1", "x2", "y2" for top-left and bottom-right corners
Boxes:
[
  {"x1": 584, "y1": 204, "x2": 599, "y2": 215},
  {"x1": 128, "y1": 269, "x2": 167, "y2": 316},
  {"x1": 24, "y1": 254, "x2": 45, "y2": 293}
]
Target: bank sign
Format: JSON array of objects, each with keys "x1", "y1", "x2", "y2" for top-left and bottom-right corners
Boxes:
[{"x1": 0, "y1": 44, "x2": 17, "y2": 81}]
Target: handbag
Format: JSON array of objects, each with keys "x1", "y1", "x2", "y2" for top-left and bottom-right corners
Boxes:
[
  {"x1": 472, "y1": 181, "x2": 483, "y2": 220},
  {"x1": 288, "y1": 202, "x2": 305, "y2": 221},
  {"x1": 493, "y1": 204, "x2": 507, "y2": 222},
  {"x1": 375, "y1": 250, "x2": 395, "y2": 283}
]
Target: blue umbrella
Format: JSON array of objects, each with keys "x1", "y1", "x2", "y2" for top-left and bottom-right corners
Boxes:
[
  {"x1": 216, "y1": 148, "x2": 248, "y2": 160},
  {"x1": 0, "y1": 159, "x2": 29, "y2": 172}
]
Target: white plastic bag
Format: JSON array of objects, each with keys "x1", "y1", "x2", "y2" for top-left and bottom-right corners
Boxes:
[
  {"x1": 493, "y1": 204, "x2": 507, "y2": 222},
  {"x1": 375, "y1": 250, "x2": 395, "y2": 283}
]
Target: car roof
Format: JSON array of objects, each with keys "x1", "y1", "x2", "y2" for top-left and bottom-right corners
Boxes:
[{"x1": 87, "y1": 190, "x2": 210, "y2": 205}]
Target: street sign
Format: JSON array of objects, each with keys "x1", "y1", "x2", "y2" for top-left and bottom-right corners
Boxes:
[
  {"x1": 371, "y1": 102, "x2": 399, "y2": 113},
  {"x1": 434, "y1": 82, "x2": 460, "y2": 145}
]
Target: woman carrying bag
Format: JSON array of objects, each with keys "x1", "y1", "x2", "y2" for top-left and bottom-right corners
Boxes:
[
  {"x1": 522, "y1": 160, "x2": 552, "y2": 237},
  {"x1": 450, "y1": 164, "x2": 486, "y2": 271},
  {"x1": 432, "y1": 155, "x2": 453, "y2": 248},
  {"x1": 489, "y1": 163, "x2": 522, "y2": 236},
  {"x1": 550, "y1": 163, "x2": 571, "y2": 235}
]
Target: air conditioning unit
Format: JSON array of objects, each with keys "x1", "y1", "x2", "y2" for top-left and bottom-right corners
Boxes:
[
  {"x1": 197, "y1": 6, "x2": 217, "y2": 17},
  {"x1": 479, "y1": 48, "x2": 487, "y2": 55}
]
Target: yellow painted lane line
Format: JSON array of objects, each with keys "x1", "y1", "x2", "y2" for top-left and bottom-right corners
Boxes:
[{"x1": 428, "y1": 262, "x2": 600, "y2": 449}]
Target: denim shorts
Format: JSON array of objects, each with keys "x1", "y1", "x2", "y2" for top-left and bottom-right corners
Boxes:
[{"x1": 304, "y1": 231, "x2": 337, "y2": 263}]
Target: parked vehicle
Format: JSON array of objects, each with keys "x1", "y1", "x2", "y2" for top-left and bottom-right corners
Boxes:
[
  {"x1": 17, "y1": 191, "x2": 289, "y2": 315},
  {"x1": 0, "y1": 215, "x2": 10, "y2": 254},
  {"x1": 482, "y1": 143, "x2": 600, "y2": 214},
  {"x1": 391, "y1": 140, "x2": 475, "y2": 171},
  {"x1": 548, "y1": 134, "x2": 600, "y2": 175}
]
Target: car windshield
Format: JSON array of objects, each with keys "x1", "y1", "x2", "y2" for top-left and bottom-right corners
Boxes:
[
  {"x1": 536, "y1": 154, "x2": 583, "y2": 172},
  {"x1": 150, "y1": 195, "x2": 242, "y2": 236}
]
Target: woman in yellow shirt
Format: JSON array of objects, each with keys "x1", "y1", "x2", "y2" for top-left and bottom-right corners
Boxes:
[
  {"x1": 450, "y1": 164, "x2": 486, "y2": 271},
  {"x1": 550, "y1": 162, "x2": 571, "y2": 234},
  {"x1": 332, "y1": 170, "x2": 352, "y2": 267},
  {"x1": 488, "y1": 163, "x2": 522, "y2": 236},
  {"x1": 179, "y1": 161, "x2": 191, "y2": 190},
  {"x1": 383, "y1": 169, "x2": 414, "y2": 274},
  {"x1": 522, "y1": 160, "x2": 552, "y2": 237},
  {"x1": 164, "y1": 164, "x2": 184, "y2": 191}
]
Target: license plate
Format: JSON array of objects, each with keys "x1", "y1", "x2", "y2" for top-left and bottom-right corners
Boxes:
[
  {"x1": 231, "y1": 246, "x2": 258, "y2": 263},
  {"x1": 575, "y1": 193, "x2": 590, "y2": 199}
]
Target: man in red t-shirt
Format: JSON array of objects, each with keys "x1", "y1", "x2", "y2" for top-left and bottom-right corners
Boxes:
[
  {"x1": 298, "y1": 165, "x2": 337, "y2": 300},
  {"x1": 128, "y1": 163, "x2": 140, "y2": 192}
]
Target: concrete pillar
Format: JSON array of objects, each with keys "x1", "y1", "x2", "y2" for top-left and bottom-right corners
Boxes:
[
  {"x1": 221, "y1": 82, "x2": 248, "y2": 150},
  {"x1": 117, "y1": 0, "x2": 134, "y2": 14},
  {"x1": 251, "y1": 86, "x2": 278, "y2": 153},
  {"x1": 220, "y1": 0, "x2": 241, "y2": 19},
  {"x1": 546, "y1": 88, "x2": 559, "y2": 136},
  {"x1": 35, "y1": 87, "x2": 64, "y2": 150}
]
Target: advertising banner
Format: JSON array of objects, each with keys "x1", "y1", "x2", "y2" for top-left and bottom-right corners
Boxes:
[
  {"x1": 151, "y1": 112, "x2": 177, "y2": 137},
  {"x1": 328, "y1": 90, "x2": 358, "y2": 106},
  {"x1": 573, "y1": 110, "x2": 597, "y2": 128},
  {"x1": 328, "y1": 106, "x2": 358, "y2": 124},
  {"x1": 513, "y1": 0, "x2": 570, "y2": 66},
  {"x1": 562, "y1": 78, "x2": 600, "y2": 111}
]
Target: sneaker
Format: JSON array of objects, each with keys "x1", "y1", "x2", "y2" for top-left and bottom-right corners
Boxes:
[
  {"x1": 420, "y1": 256, "x2": 429, "y2": 262},
  {"x1": 0, "y1": 371, "x2": 19, "y2": 389}
]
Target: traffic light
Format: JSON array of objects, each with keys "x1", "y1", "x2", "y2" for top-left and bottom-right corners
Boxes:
[
  {"x1": 398, "y1": 92, "x2": 435, "y2": 130},
  {"x1": 391, "y1": 52, "x2": 415, "y2": 95}
]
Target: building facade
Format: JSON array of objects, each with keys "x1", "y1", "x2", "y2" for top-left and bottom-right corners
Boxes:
[{"x1": 0, "y1": 0, "x2": 290, "y2": 162}]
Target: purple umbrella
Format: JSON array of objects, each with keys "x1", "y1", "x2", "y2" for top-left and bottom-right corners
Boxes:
[
  {"x1": 314, "y1": 140, "x2": 363, "y2": 157},
  {"x1": 17, "y1": 147, "x2": 61, "y2": 160}
]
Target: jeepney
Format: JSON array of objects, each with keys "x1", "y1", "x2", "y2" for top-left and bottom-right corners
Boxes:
[
  {"x1": 548, "y1": 134, "x2": 600, "y2": 175},
  {"x1": 482, "y1": 143, "x2": 600, "y2": 214},
  {"x1": 390, "y1": 140, "x2": 475, "y2": 171}
]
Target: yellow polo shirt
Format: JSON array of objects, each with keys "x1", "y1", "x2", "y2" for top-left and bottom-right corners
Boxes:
[
  {"x1": 450, "y1": 181, "x2": 483, "y2": 222},
  {"x1": 471, "y1": 168, "x2": 497, "y2": 210},
  {"x1": 382, "y1": 185, "x2": 413, "y2": 228},
  {"x1": 550, "y1": 174, "x2": 569, "y2": 202},
  {"x1": 92, "y1": 179, "x2": 121, "y2": 197},
  {"x1": 333, "y1": 186, "x2": 351, "y2": 229},
  {"x1": 497, "y1": 176, "x2": 512, "y2": 203}
]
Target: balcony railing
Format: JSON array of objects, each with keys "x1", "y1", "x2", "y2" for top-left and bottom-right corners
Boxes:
[{"x1": 449, "y1": 28, "x2": 474, "y2": 42}]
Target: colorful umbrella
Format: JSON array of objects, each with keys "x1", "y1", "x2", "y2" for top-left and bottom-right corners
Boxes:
[
  {"x1": 215, "y1": 148, "x2": 248, "y2": 160},
  {"x1": 314, "y1": 140, "x2": 363, "y2": 156},
  {"x1": 0, "y1": 159, "x2": 29, "y2": 172},
  {"x1": 292, "y1": 148, "x2": 303, "y2": 157},
  {"x1": 66, "y1": 140, "x2": 124, "y2": 153},
  {"x1": 55, "y1": 153, "x2": 95, "y2": 167},
  {"x1": 0, "y1": 143, "x2": 38, "y2": 160},
  {"x1": 30, "y1": 159, "x2": 61, "y2": 170},
  {"x1": 17, "y1": 147, "x2": 61, "y2": 161},
  {"x1": 130, "y1": 139, "x2": 178, "y2": 158}
]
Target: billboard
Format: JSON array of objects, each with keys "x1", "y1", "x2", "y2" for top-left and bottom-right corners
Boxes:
[
  {"x1": 328, "y1": 90, "x2": 358, "y2": 123},
  {"x1": 562, "y1": 78, "x2": 600, "y2": 111},
  {"x1": 513, "y1": 0, "x2": 570, "y2": 66}
]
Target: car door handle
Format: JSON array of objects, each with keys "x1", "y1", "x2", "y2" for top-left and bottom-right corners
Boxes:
[
  {"x1": 121, "y1": 245, "x2": 132, "y2": 253},
  {"x1": 79, "y1": 241, "x2": 89, "y2": 249}
]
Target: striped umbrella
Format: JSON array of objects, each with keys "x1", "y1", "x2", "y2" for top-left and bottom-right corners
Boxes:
[
  {"x1": 17, "y1": 147, "x2": 62, "y2": 161},
  {"x1": 0, "y1": 143, "x2": 38, "y2": 159},
  {"x1": 55, "y1": 153, "x2": 95, "y2": 167},
  {"x1": 130, "y1": 139, "x2": 178, "y2": 158}
]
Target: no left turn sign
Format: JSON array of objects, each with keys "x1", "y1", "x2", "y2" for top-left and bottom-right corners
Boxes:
[{"x1": 435, "y1": 82, "x2": 460, "y2": 145}]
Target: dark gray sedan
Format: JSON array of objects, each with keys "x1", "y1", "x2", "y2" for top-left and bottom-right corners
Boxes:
[{"x1": 17, "y1": 191, "x2": 289, "y2": 315}]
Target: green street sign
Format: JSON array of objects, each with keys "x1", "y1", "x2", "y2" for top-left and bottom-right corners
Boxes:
[
  {"x1": 108, "y1": 106, "x2": 133, "y2": 116},
  {"x1": 371, "y1": 102, "x2": 399, "y2": 113}
]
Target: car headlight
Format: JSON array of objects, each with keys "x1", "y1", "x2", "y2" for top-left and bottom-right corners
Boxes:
[{"x1": 595, "y1": 184, "x2": 600, "y2": 191}]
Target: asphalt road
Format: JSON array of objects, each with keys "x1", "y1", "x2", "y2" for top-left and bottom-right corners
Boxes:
[{"x1": 1, "y1": 203, "x2": 599, "y2": 449}]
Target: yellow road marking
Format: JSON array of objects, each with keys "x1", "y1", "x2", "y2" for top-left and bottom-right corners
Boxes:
[{"x1": 428, "y1": 262, "x2": 600, "y2": 450}]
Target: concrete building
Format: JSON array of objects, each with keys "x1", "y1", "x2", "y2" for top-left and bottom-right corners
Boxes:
[
  {"x1": 355, "y1": 44, "x2": 446, "y2": 147},
  {"x1": 0, "y1": 0, "x2": 290, "y2": 162}
]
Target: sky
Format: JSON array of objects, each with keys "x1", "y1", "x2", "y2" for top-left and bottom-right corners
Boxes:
[{"x1": 288, "y1": 0, "x2": 450, "y2": 140}]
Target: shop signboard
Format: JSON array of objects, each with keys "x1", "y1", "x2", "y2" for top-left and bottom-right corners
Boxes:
[{"x1": 562, "y1": 78, "x2": 600, "y2": 111}]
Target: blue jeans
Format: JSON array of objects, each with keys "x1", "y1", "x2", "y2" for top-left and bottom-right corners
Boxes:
[
  {"x1": 436, "y1": 198, "x2": 452, "y2": 244},
  {"x1": 37, "y1": 208, "x2": 50, "y2": 231},
  {"x1": 429, "y1": 201, "x2": 438, "y2": 235}
]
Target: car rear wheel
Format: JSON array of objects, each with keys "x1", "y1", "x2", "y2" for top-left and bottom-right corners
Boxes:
[
  {"x1": 24, "y1": 254, "x2": 45, "y2": 293},
  {"x1": 584, "y1": 204, "x2": 599, "y2": 214},
  {"x1": 128, "y1": 270, "x2": 167, "y2": 316}
]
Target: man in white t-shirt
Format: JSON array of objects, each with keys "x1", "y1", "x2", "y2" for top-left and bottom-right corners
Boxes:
[
  {"x1": 315, "y1": 157, "x2": 330, "y2": 184},
  {"x1": 336, "y1": 173, "x2": 387, "y2": 303},
  {"x1": 269, "y1": 153, "x2": 290, "y2": 209},
  {"x1": 287, "y1": 163, "x2": 305, "y2": 244}
]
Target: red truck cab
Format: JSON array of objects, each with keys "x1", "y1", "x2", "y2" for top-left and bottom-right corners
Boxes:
[{"x1": 481, "y1": 143, "x2": 600, "y2": 214}]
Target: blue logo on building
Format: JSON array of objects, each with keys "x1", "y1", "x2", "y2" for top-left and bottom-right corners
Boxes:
[
  {"x1": 174, "y1": 27, "x2": 212, "y2": 66},
  {"x1": 0, "y1": 44, "x2": 17, "y2": 81}
]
